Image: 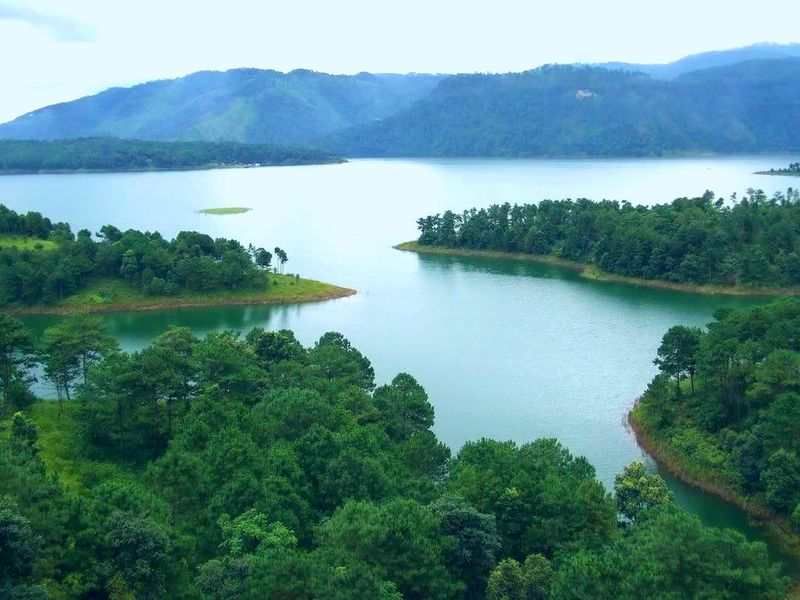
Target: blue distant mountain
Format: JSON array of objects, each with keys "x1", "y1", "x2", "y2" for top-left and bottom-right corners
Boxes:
[
  {"x1": 597, "y1": 42, "x2": 800, "y2": 79},
  {"x1": 326, "y1": 58, "x2": 800, "y2": 157},
  {"x1": 0, "y1": 69, "x2": 443, "y2": 145},
  {"x1": 2, "y1": 44, "x2": 800, "y2": 157}
]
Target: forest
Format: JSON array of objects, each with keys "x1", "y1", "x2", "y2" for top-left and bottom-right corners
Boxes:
[
  {"x1": 0, "y1": 138, "x2": 341, "y2": 173},
  {"x1": 0, "y1": 71, "x2": 443, "y2": 147},
  {"x1": 634, "y1": 298, "x2": 800, "y2": 528},
  {"x1": 415, "y1": 189, "x2": 800, "y2": 288},
  {"x1": 0, "y1": 314, "x2": 790, "y2": 599},
  {"x1": 328, "y1": 61, "x2": 800, "y2": 157},
  {"x1": 0, "y1": 205, "x2": 285, "y2": 305},
  {"x1": 4, "y1": 58, "x2": 799, "y2": 158}
]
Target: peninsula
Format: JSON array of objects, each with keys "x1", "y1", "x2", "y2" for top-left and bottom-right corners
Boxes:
[
  {"x1": 405, "y1": 190, "x2": 800, "y2": 296},
  {"x1": 0, "y1": 205, "x2": 354, "y2": 314},
  {"x1": 0, "y1": 138, "x2": 344, "y2": 174}
]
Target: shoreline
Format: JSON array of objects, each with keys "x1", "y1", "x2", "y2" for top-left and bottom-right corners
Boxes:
[
  {"x1": 628, "y1": 405, "x2": 800, "y2": 563},
  {"x1": 755, "y1": 170, "x2": 800, "y2": 177},
  {"x1": 0, "y1": 158, "x2": 346, "y2": 177},
  {"x1": 6, "y1": 283, "x2": 356, "y2": 316},
  {"x1": 395, "y1": 241, "x2": 800, "y2": 297}
]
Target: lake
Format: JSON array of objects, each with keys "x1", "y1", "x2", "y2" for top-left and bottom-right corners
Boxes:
[{"x1": 2, "y1": 155, "x2": 798, "y2": 566}]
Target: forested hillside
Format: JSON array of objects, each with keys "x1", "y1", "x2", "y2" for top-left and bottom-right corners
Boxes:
[
  {"x1": 413, "y1": 189, "x2": 800, "y2": 289},
  {"x1": 0, "y1": 317, "x2": 789, "y2": 598},
  {"x1": 329, "y1": 60, "x2": 800, "y2": 157},
  {"x1": 3, "y1": 55, "x2": 800, "y2": 157},
  {"x1": 0, "y1": 138, "x2": 341, "y2": 173},
  {"x1": 633, "y1": 299, "x2": 800, "y2": 532},
  {"x1": 0, "y1": 70, "x2": 442, "y2": 145}
]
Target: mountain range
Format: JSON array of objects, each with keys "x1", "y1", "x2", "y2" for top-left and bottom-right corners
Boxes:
[
  {"x1": 2, "y1": 43, "x2": 799, "y2": 157},
  {"x1": 0, "y1": 70, "x2": 443, "y2": 146},
  {"x1": 598, "y1": 42, "x2": 800, "y2": 79},
  {"x1": 329, "y1": 58, "x2": 800, "y2": 157}
]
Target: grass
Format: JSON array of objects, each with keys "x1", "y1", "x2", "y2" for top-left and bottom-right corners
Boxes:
[
  {"x1": 10, "y1": 273, "x2": 355, "y2": 315},
  {"x1": 197, "y1": 207, "x2": 252, "y2": 215},
  {"x1": 395, "y1": 241, "x2": 800, "y2": 297},
  {"x1": 15, "y1": 401, "x2": 136, "y2": 496},
  {"x1": 0, "y1": 234, "x2": 58, "y2": 251}
]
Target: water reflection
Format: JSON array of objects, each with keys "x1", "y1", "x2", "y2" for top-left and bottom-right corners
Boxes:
[{"x1": 7, "y1": 156, "x2": 793, "y2": 572}]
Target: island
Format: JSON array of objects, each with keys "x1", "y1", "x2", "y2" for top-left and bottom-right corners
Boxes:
[
  {"x1": 756, "y1": 162, "x2": 800, "y2": 177},
  {"x1": 402, "y1": 189, "x2": 800, "y2": 296},
  {"x1": 197, "y1": 207, "x2": 252, "y2": 215},
  {"x1": 629, "y1": 299, "x2": 800, "y2": 559},
  {"x1": 0, "y1": 137, "x2": 344, "y2": 175},
  {"x1": 0, "y1": 204, "x2": 354, "y2": 314}
]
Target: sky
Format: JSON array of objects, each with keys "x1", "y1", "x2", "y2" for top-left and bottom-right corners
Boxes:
[{"x1": 1, "y1": 0, "x2": 798, "y2": 122}]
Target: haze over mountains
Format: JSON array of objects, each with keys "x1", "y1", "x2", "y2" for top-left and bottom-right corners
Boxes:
[
  {"x1": 0, "y1": 70, "x2": 443, "y2": 146},
  {"x1": 2, "y1": 43, "x2": 799, "y2": 157},
  {"x1": 598, "y1": 41, "x2": 800, "y2": 79},
  {"x1": 331, "y1": 58, "x2": 800, "y2": 157}
]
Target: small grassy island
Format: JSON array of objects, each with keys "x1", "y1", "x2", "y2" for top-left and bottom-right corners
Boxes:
[
  {"x1": 0, "y1": 315, "x2": 792, "y2": 598},
  {"x1": 404, "y1": 189, "x2": 800, "y2": 296},
  {"x1": 757, "y1": 162, "x2": 800, "y2": 177},
  {"x1": 0, "y1": 204, "x2": 353, "y2": 314},
  {"x1": 197, "y1": 207, "x2": 252, "y2": 215},
  {"x1": 0, "y1": 137, "x2": 344, "y2": 174},
  {"x1": 630, "y1": 299, "x2": 800, "y2": 560}
]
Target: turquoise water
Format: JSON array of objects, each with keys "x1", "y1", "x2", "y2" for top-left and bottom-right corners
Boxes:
[{"x1": 3, "y1": 155, "x2": 798, "y2": 568}]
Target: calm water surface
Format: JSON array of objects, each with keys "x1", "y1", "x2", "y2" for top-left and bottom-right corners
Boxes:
[{"x1": 2, "y1": 156, "x2": 798, "y2": 567}]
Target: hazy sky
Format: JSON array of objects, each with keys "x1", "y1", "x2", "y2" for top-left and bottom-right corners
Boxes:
[{"x1": 1, "y1": 0, "x2": 798, "y2": 122}]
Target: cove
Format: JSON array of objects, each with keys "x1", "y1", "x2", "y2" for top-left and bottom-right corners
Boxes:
[{"x1": 4, "y1": 155, "x2": 798, "y2": 570}]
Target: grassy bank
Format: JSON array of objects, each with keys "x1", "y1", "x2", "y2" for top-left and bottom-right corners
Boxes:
[
  {"x1": 395, "y1": 241, "x2": 800, "y2": 297},
  {"x1": 7, "y1": 273, "x2": 355, "y2": 316},
  {"x1": 0, "y1": 234, "x2": 58, "y2": 251},
  {"x1": 628, "y1": 402, "x2": 800, "y2": 562},
  {"x1": 0, "y1": 401, "x2": 137, "y2": 496}
]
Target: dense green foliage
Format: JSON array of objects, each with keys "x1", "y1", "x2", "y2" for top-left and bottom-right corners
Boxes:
[
  {"x1": 0, "y1": 316, "x2": 789, "y2": 598},
  {"x1": 0, "y1": 70, "x2": 442, "y2": 145},
  {"x1": 639, "y1": 298, "x2": 800, "y2": 522},
  {"x1": 330, "y1": 61, "x2": 800, "y2": 157},
  {"x1": 0, "y1": 205, "x2": 280, "y2": 305},
  {"x1": 415, "y1": 189, "x2": 800, "y2": 288},
  {"x1": 550, "y1": 506, "x2": 785, "y2": 599},
  {"x1": 0, "y1": 313, "x2": 36, "y2": 409},
  {"x1": 0, "y1": 138, "x2": 341, "y2": 173}
]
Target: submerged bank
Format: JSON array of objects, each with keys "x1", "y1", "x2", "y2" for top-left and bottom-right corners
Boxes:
[
  {"x1": 628, "y1": 403, "x2": 800, "y2": 566},
  {"x1": 6, "y1": 274, "x2": 356, "y2": 316},
  {"x1": 395, "y1": 241, "x2": 800, "y2": 297}
]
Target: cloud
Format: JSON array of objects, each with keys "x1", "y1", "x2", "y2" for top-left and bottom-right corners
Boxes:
[{"x1": 0, "y1": 2, "x2": 94, "y2": 42}]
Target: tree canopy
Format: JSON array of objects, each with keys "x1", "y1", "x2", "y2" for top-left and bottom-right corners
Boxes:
[
  {"x1": 415, "y1": 189, "x2": 800, "y2": 288},
  {"x1": 0, "y1": 318, "x2": 790, "y2": 598},
  {"x1": 637, "y1": 298, "x2": 800, "y2": 524},
  {"x1": 0, "y1": 204, "x2": 286, "y2": 305}
]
